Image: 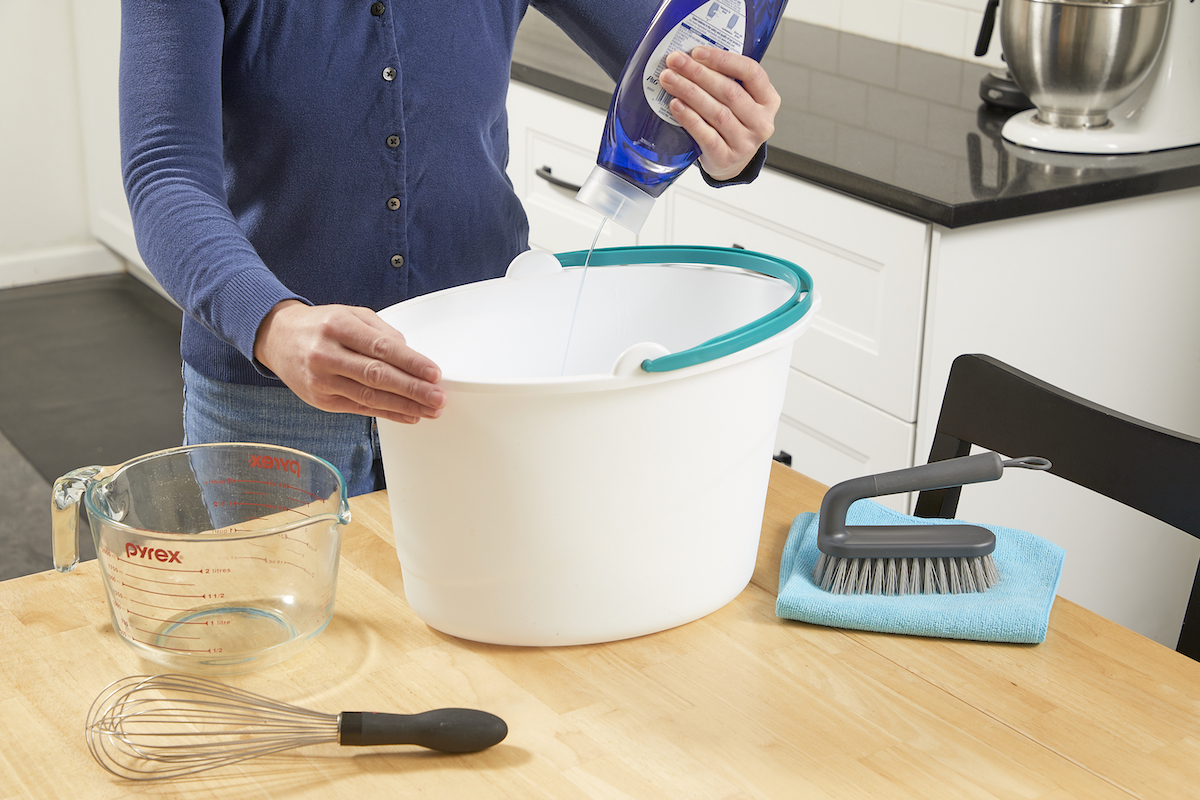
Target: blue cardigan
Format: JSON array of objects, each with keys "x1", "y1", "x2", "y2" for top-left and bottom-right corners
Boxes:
[{"x1": 120, "y1": 1, "x2": 757, "y2": 386}]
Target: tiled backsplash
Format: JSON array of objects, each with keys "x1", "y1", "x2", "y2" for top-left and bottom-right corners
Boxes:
[{"x1": 783, "y1": 0, "x2": 1005, "y2": 68}]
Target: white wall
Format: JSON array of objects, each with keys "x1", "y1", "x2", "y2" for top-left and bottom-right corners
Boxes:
[
  {"x1": 0, "y1": 0, "x2": 121, "y2": 288},
  {"x1": 784, "y1": 0, "x2": 1006, "y2": 68},
  {"x1": 922, "y1": 188, "x2": 1200, "y2": 648}
]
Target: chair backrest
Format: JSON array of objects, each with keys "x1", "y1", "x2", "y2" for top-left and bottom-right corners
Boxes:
[{"x1": 914, "y1": 354, "x2": 1200, "y2": 660}]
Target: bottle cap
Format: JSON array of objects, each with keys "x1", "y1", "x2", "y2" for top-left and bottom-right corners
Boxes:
[{"x1": 576, "y1": 166, "x2": 656, "y2": 234}]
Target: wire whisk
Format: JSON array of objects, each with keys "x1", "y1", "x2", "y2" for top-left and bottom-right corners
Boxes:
[{"x1": 85, "y1": 674, "x2": 508, "y2": 781}]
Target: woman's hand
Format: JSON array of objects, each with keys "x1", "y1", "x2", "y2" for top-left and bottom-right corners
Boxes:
[
  {"x1": 253, "y1": 300, "x2": 446, "y2": 424},
  {"x1": 658, "y1": 46, "x2": 781, "y2": 181}
]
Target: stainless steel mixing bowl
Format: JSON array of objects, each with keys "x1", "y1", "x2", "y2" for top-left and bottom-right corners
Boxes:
[{"x1": 1000, "y1": 0, "x2": 1171, "y2": 128}]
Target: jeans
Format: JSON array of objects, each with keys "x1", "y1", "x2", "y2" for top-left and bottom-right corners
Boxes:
[{"x1": 182, "y1": 363, "x2": 386, "y2": 496}]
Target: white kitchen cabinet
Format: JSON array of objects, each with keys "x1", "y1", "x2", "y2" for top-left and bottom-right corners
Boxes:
[
  {"x1": 920, "y1": 187, "x2": 1200, "y2": 648},
  {"x1": 775, "y1": 370, "x2": 915, "y2": 490},
  {"x1": 666, "y1": 172, "x2": 931, "y2": 424}
]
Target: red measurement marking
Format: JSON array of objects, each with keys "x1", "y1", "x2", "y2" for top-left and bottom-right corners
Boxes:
[
  {"x1": 125, "y1": 597, "x2": 201, "y2": 612},
  {"x1": 128, "y1": 639, "x2": 229, "y2": 654},
  {"x1": 230, "y1": 555, "x2": 316, "y2": 578},
  {"x1": 121, "y1": 583, "x2": 205, "y2": 600},
  {"x1": 210, "y1": 501, "x2": 287, "y2": 511},
  {"x1": 232, "y1": 478, "x2": 320, "y2": 499},
  {"x1": 119, "y1": 575, "x2": 194, "y2": 588},
  {"x1": 128, "y1": 610, "x2": 210, "y2": 625},
  {"x1": 115, "y1": 556, "x2": 203, "y2": 573},
  {"x1": 204, "y1": 476, "x2": 320, "y2": 500},
  {"x1": 246, "y1": 539, "x2": 312, "y2": 558},
  {"x1": 238, "y1": 493, "x2": 314, "y2": 510},
  {"x1": 133, "y1": 627, "x2": 199, "y2": 640}
]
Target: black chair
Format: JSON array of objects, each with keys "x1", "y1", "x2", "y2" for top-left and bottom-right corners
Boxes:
[{"x1": 914, "y1": 354, "x2": 1200, "y2": 661}]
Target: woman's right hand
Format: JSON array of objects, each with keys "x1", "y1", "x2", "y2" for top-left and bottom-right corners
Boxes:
[{"x1": 253, "y1": 300, "x2": 446, "y2": 424}]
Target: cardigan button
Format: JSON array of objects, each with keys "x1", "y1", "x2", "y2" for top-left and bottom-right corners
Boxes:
[
  {"x1": 386, "y1": 197, "x2": 401, "y2": 211},
  {"x1": 386, "y1": 134, "x2": 400, "y2": 148},
  {"x1": 390, "y1": 254, "x2": 405, "y2": 268},
  {"x1": 370, "y1": 3, "x2": 385, "y2": 16},
  {"x1": 382, "y1": 67, "x2": 397, "y2": 81}
]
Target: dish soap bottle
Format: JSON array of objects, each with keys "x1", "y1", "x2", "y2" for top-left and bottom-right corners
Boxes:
[{"x1": 576, "y1": 0, "x2": 787, "y2": 233}]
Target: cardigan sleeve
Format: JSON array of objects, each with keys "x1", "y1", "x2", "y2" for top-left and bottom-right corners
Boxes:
[
  {"x1": 530, "y1": 0, "x2": 656, "y2": 81},
  {"x1": 119, "y1": 0, "x2": 305, "y2": 369}
]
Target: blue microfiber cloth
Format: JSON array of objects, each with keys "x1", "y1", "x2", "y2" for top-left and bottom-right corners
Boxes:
[{"x1": 776, "y1": 499, "x2": 1066, "y2": 644}]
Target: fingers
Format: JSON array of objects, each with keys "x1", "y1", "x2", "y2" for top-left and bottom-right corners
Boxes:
[
  {"x1": 658, "y1": 47, "x2": 780, "y2": 181},
  {"x1": 308, "y1": 371, "x2": 438, "y2": 423},
  {"x1": 254, "y1": 302, "x2": 447, "y2": 424},
  {"x1": 663, "y1": 47, "x2": 780, "y2": 120},
  {"x1": 355, "y1": 310, "x2": 442, "y2": 385},
  {"x1": 340, "y1": 310, "x2": 445, "y2": 414},
  {"x1": 688, "y1": 47, "x2": 780, "y2": 107},
  {"x1": 318, "y1": 309, "x2": 447, "y2": 418}
]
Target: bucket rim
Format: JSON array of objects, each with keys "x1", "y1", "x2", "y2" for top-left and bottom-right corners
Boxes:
[
  {"x1": 377, "y1": 246, "x2": 820, "y2": 394},
  {"x1": 553, "y1": 246, "x2": 815, "y2": 373}
]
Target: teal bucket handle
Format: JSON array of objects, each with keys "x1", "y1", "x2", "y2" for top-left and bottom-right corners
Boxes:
[{"x1": 553, "y1": 245, "x2": 815, "y2": 373}]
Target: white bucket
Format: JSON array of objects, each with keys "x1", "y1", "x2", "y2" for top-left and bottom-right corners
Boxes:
[{"x1": 377, "y1": 246, "x2": 818, "y2": 646}]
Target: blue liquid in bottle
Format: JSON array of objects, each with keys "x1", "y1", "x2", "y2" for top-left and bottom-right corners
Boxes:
[{"x1": 576, "y1": 0, "x2": 787, "y2": 232}]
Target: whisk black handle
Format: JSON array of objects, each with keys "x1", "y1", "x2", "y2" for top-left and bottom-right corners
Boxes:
[{"x1": 338, "y1": 709, "x2": 508, "y2": 752}]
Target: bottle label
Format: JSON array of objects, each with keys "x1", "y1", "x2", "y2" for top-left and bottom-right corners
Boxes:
[{"x1": 642, "y1": 0, "x2": 747, "y2": 127}]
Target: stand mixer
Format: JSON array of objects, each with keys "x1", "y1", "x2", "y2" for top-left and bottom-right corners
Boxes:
[{"x1": 1001, "y1": 0, "x2": 1200, "y2": 154}]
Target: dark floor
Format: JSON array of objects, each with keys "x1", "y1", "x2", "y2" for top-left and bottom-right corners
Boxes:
[{"x1": 0, "y1": 274, "x2": 184, "y2": 580}]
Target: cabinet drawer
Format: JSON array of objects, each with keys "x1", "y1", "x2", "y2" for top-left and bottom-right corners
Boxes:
[
  {"x1": 668, "y1": 171, "x2": 930, "y2": 422},
  {"x1": 774, "y1": 367, "x2": 915, "y2": 512}
]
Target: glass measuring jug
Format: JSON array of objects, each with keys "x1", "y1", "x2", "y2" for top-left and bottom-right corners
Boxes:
[{"x1": 52, "y1": 443, "x2": 351, "y2": 674}]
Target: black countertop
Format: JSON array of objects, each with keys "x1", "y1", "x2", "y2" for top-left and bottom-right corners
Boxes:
[{"x1": 512, "y1": 14, "x2": 1200, "y2": 228}]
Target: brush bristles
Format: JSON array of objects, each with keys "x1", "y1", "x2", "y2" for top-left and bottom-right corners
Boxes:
[{"x1": 812, "y1": 553, "x2": 1000, "y2": 595}]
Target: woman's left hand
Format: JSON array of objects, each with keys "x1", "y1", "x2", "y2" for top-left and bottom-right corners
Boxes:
[{"x1": 658, "y1": 46, "x2": 781, "y2": 182}]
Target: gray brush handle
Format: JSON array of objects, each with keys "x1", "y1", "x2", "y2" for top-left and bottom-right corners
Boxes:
[
  {"x1": 338, "y1": 709, "x2": 508, "y2": 752},
  {"x1": 817, "y1": 452, "x2": 1006, "y2": 559}
]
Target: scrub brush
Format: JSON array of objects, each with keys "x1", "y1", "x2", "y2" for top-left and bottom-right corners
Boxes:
[{"x1": 812, "y1": 452, "x2": 1050, "y2": 595}]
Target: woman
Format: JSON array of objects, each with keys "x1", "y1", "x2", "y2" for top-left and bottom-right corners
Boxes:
[{"x1": 120, "y1": 1, "x2": 781, "y2": 494}]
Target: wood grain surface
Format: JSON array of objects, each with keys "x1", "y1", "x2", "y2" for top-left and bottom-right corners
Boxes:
[{"x1": 2, "y1": 463, "x2": 1198, "y2": 798}]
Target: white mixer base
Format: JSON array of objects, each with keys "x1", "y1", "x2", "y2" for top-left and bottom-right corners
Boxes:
[{"x1": 1003, "y1": 108, "x2": 1200, "y2": 155}]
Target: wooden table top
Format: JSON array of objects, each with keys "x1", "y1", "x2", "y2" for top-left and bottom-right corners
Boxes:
[{"x1": 4, "y1": 462, "x2": 1199, "y2": 798}]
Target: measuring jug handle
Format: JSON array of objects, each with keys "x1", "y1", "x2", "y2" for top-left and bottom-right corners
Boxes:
[{"x1": 51, "y1": 465, "x2": 111, "y2": 573}]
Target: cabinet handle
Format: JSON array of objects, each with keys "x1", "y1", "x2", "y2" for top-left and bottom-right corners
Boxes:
[{"x1": 535, "y1": 166, "x2": 583, "y2": 193}]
